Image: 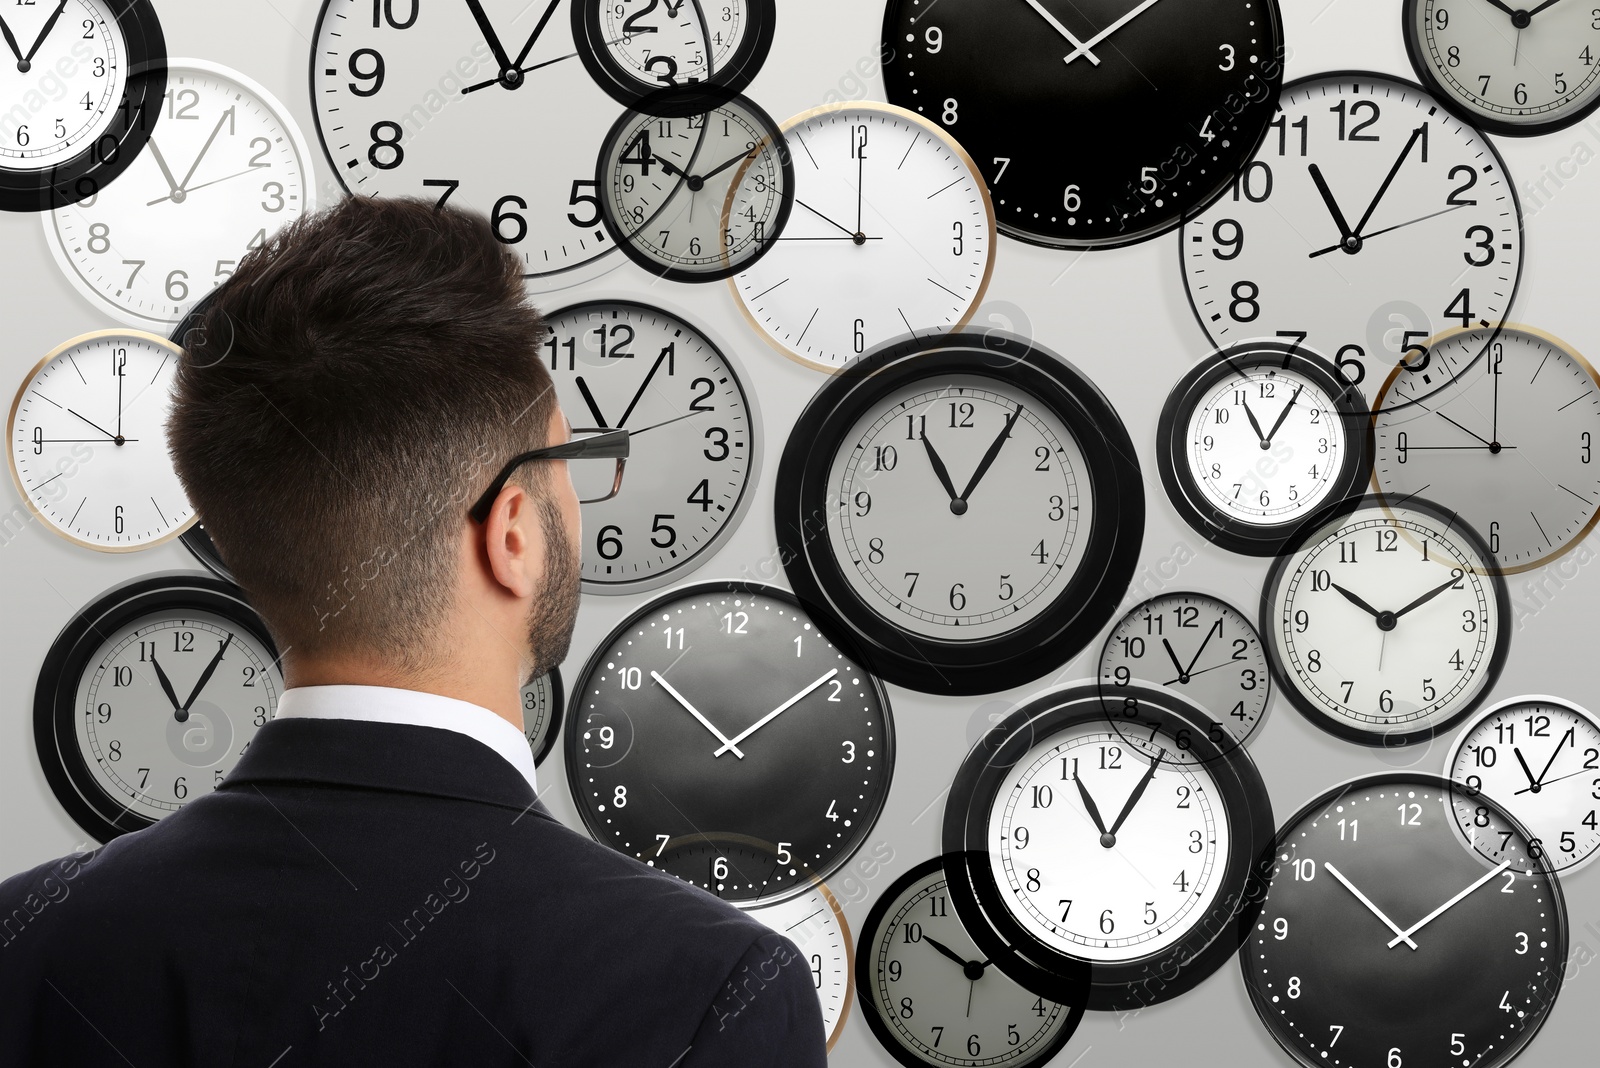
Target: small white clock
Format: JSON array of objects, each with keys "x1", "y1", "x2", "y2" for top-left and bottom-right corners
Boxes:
[
  {"x1": 8, "y1": 329, "x2": 195, "y2": 551},
  {"x1": 1447, "y1": 694, "x2": 1600, "y2": 874},
  {"x1": 730, "y1": 101, "x2": 995, "y2": 372},
  {"x1": 44, "y1": 59, "x2": 316, "y2": 327},
  {"x1": 741, "y1": 878, "x2": 853, "y2": 1051}
]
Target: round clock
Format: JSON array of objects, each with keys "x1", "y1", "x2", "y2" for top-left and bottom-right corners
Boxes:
[
  {"x1": 729, "y1": 100, "x2": 995, "y2": 372},
  {"x1": 1262, "y1": 495, "x2": 1511, "y2": 748},
  {"x1": 309, "y1": 0, "x2": 625, "y2": 291},
  {"x1": 0, "y1": 0, "x2": 165, "y2": 212},
  {"x1": 1373, "y1": 325, "x2": 1600, "y2": 573},
  {"x1": 540, "y1": 299, "x2": 759, "y2": 593},
  {"x1": 181, "y1": 523, "x2": 231, "y2": 581},
  {"x1": 1242, "y1": 772, "x2": 1567, "y2": 1068},
  {"x1": 1097, "y1": 592, "x2": 1271, "y2": 757},
  {"x1": 520, "y1": 666, "x2": 564, "y2": 767},
  {"x1": 741, "y1": 872, "x2": 853, "y2": 1051},
  {"x1": 595, "y1": 87, "x2": 791, "y2": 282},
  {"x1": 1181, "y1": 71, "x2": 1524, "y2": 405},
  {"x1": 774, "y1": 330, "x2": 1143, "y2": 696},
  {"x1": 1404, "y1": 0, "x2": 1600, "y2": 135},
  {"x1": 1157, "y1": 341, "x2": 1374, "y2": 556},
  {"x1": 8, "y1": 329, "x2": 195, "y2": 550},
  {"x1": 1447, "y1": 695, "x2": 1600, "y2": 875},
  {"x1": 943, "y1": 680, "x2": 1275, "y2": 1010},
  {"x1": 855, "y1": 856, "x2": 1080, "y2": 1068},
  {"x1": 34, "y1": 571, "x2": 282, "y2": 842},
  {"x1": 880, "y1": 0, "x2": 1285, "y2": 249},
  {"x1": 563, "y1": 581, "x2": 894, "y2": 904},
  {"x1": 44, "y1": 58, "x2": 316, "y2": 327},
  {"x1": 573, "y1": 0, "x2": 775, "y2": 110}
]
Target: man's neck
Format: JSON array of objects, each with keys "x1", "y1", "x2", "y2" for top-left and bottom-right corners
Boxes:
[{"x1": 283, "y1": 655, "x2": 525, "y2": 733}]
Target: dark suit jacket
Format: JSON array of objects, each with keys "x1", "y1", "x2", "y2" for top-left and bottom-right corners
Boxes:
[{"x1": 0, "y1": 717, "x2": 827, "y2": 1067}]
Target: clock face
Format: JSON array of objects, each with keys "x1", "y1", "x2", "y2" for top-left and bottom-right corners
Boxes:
[
  {"x1": 596, "y1": 90, "x2": 792, "y2": 281},
  {"x1": 0, "y1": 0, "x2": 165, "y2": 211},
  {"x1": 35, "y1": 575, "x2": 281, "y2": 842},
  {"x1": 45, "y1": 59, "x2": 316, "y2": 327},
  {"x1": 1263, "y1": 497, "x2": 1510, "y2": 746},
  {"x1": 1373, "y1": 326, "x2": 1600, "y2": 573},
  {"x1": 541, "y1": 301, "x2": 758, "y2": 593},
  {"x1": 1159, "y1": 343, "x2": 1373, "y2": 555},
  {"x1": 574, "y1": 0, "x2": 774, "y2": 108},
  {"x1": 729, "y1": 101, "x2": 995, "y2": 372},
  {"x1": 1098, "y1": 592, "x2": 1270, "y2": 755},
  {"x1": 309, "y1": 0, "x2": 624, "y2": 290},
  {"x1": 856, "y1": 857, "x2": 1078, "y2": 1068},
  {"x1": 827, "y1": 374, "x2": 1095, "y2": 642},
  {"x1": 1243, "y1": 773, "x2": 1567, "y2": 1068},
  {"x1": 1405, "y1": 0, "x2": 1600, "y2": 135},
  {"x1": 943, "y1": 681, "x2": 1274, "y2": 1010},
  {"x1": 520, "y1": 667, "x2": 564, "y2": 767},
  {"x1": 777, "y1": 333, "x2": 1143, "y2": 695},
  {"x1": 1181, "y1": 72, "x2": 1524, "y2": 405},
  {"x1": 880, "y1": 0, "x2": 1285, "y2": 249},
  {"x1": 1447, "y1": 696, "x2": 1600, "y2": 875},
  {"x1": 8, "y1": 330, "x2": 195, "y2": 550},
  {"x1": 742, "y1": 878, "x2": 853, "y2": 1050},
  {"x1": 563, "y1": 582, "x2": 894, "y2": 904}
]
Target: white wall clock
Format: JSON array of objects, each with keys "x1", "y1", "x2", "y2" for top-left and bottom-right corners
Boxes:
[
  {"x1": 44, "y1": 58, "x2": 316, "y2": 327},
  {"x1": 8, "y1": 329, "x2": 194, "y2": 550},
  {"x1": 573, "y1": 0, "x2": 775, "y2": 109},
  {"x1": 741, "y1": 875, "x2": 853, "y2": 1051},
  {"x1": 730, "y1": 101, "x2": 995, "y2": 372},
  {"x1": 1181, "y1": 71, "x2": 1523, "y2": 405}
]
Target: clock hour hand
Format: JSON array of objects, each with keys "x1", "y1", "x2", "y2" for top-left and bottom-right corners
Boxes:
[
  {"x1": 920, "y1": 934, "x2": 973, "y2": 971},
  {"x1": 1324, "y1": 862, "x2": 1419, "y2": 950},
  {"x1": 1240, "y1": 397, "x2": 1269, "y2": 447},
  {"x1": 793, "y1": 197, "x2": 860, "y2": 240},
  {"x1": 143, "y1": 138, "x2": 184, "y2": 203},
  {"x1": 1105, "y1": 748, "x2": 1163, "y2": 839},
  {"x1": 20, "y1": 0, "x2": 67, "y2": 65},
  {"x1": 463, "y1": 0, "x2": 515, "y2": 72},
  {"x1": 1307, "y1": 163, "x2": 1357, "y2": 250},
  {"x1": 574, "y1": 376, "x2": 611, "y2": 428},
  {"x1": 65, "y1": 408, "x2": 122, "y2": 443},
  {"x1": 1161, "y1": 637, "x2": 1187, "y2": 680},
  {"x1": 0, "y1": 14, "x2": 25, "y2": 67},
  {"x1": 180, "y1": 633, "x2": 234, "y2": 712},
  {"x1": 1064, "y1": 0, "x2": 1167, "y2": 65},
  {"x1": 1073, "y1": 774, "x2": 1111, "y2": 840},
  {"x1": 1329, "y1": 582, "x2": 1384, "y2": 621},
  {"x1": 1386, "y1": 861, "x2": 1511, "y2": 948},
  {"x1": 956, "y1": 406, "x2": 1024, "y2": 505},
  {"x1": 1513, "y1": 746, "x2": 1541, "y2": 791},
  {"x1": 1262, "y1": 385, "x2": 1304, "y2": 445},
  {"x1": 1016, "y1": 0, "x2": 1101, "y2": 66},
  {"x1": 150, "y1": 655, "x2": 187, "y2": 721},
  {"x1": 1526, "y1": 0, "x2": 1566, "y2": 16},
  {"x1": 650, "y1": 670, "x2": 745, "y2": 758},
  {"x1": 1391, "y1": 573, "x2": 1462, "y2": 620},
  {"x1": 697, "y1": 145, "x2": 763, "y2": 184},
  {"x1": 919, "y1": 432, "x2": 962, "y2": 508},
  {"x1": 714, "y1": 669, "x2": 839, "y2": 756}
]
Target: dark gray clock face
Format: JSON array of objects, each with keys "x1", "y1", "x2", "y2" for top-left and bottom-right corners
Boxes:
[
  {"x1": 1244, "y1": 774, "x2": 1566, "y2": 1068},
  {"x1": 564, "y1": 583, "x2": 893, "y2": 904}
]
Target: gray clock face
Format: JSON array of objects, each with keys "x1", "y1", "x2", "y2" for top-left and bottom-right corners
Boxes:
[
  {"x1": 1099, "y1": 593, "x2": 1269, "y2": 754},
  {"x1": 519, "y1": 669, "x2": 560, "y2": 766},
  {"x1": 542, "y1": 301, "x2": 757, "y2": 593},
  {"x1": 596, "y1": 0, "x2": 751, "y2": 85},
  {"x1": 864, "y1": 863, "x2": 1074, "y2": 1067},
  {"x1": 825, "y1": 374, "x2": 1094, "y2": 642},
  {"x1": 1373, "y1": 326, "x2": 1600, "y2": 573},
  {"x1": 742, "y1": 882, "x2": 853, "y2": 1049},
  {"x1": 310, "y1": 0, "x2": 623, "y2": 290},
  {"x1": 73, "y1": 609, "x2": 280, "y2": 822}
]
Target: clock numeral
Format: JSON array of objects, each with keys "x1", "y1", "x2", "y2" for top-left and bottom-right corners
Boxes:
[
  {"x1": 1446, "y1": 165, "x2": 1478, "y2": 206},
  {"x1": 854, "y1": 491, "x2": 872, "y2": 517},
  {"x1": 722, "y1": 611, "x2": 749, "y2": 635},
  {"x1": 567, "y1": 181, "x2": 602, "y2": 227},
  {"x1": 1013, "y1": 826, "x2": 1030, "y2": 848},
  {"x1": 372, "y1": 0, "x2": 418, "y2": 30},
  {"x1": 348, "y1": 48, "x2": 385, "y2": 96},
  {"x1": 1099, "y1": 745, "x2": 1122, "y2": 770},
  {"x1": 1305, "y1": 650, "x2": 1321, "y2": 672},
  {"x1": 1274, "y1": 917, "x2": 1289, "y2": 940},
  {"x1": 1286, "y1": 976, "x2": 1301, "y2": 999},
  {"x1": 948, "y1": 583, "x2": 965, "y2": 611},
  {"x1": 1330, "y1": 99, "x2": 1380, "y2": 141},
  {"x1": 87, "y1": 222, "x2": 111, "y2": 255},
  {"x1": 1218, "y1": 43, "x2": 1235, "y2": 71},
  {"x1": 174, "y1": 777, "x2": 188, "y2": 800},
  {"x1": 1293, "y1": 858, "x2": 1315, "y2": 881},
  {"x1": 1338, "y1": 817, "x2": 1357, "y2": 840},
  {"x1": 1173, "y1": 870, "x2": 1188, "y2": 892},
  {"x1": 1024, "y1": 868, "x2": 1041, "y2": 892},
  {"x1": 873, "y1": 445, "x2": 898, "y2": 471},
  {"x1": 687, "y1": 480, "x2": 712, "y2": 512},
  {"x1": 840, "y1": 740, "x2": 855, "y2": 763},
  {"x1": 1143, "y1": 901, "x2": 1157, "y2": 925},
  {"x1": 1444, "y1": 288, "x2": 1474, "y2": 328},
  {"x1": 1229, "y1": 280, "x2": 1260, "y2": 323},
  {"x1": 1268, "y1": 114, "x2": 1308, "y2": 157},
  {"x1": 616, "y1": 666, "x2": 641, "y2": 690},
  {"x1": 613, "y1": 785, "x2": 627, "y2": 809},
  {"x1": 903, "y1": 572, "x2": 919, "y2": 597},
  {"x1": 1188, "y1": 829, "x2": 1203, "y2": 853},
  {"x1": 1030, "y1": 784, "x2": 1052, "y2": 809},
  {"x1": 1176, "y1": 786, "x2": 1191, "y2": 809},
  {"x1": 368, "y1": 121, "x2": 404, "y2": 170},
  {"x1": 924, "y1": 26, "x2": 944, "y2": 53},
  {"x1": 1398, "y1": 803, "x2": 1422, "y2": 826},
  {"x1": 1581, "y1": 432, "x2": 1592, "y2": 464},
  {"x1": 95, "y1": 703, "x2": 111, "y2": 724},
  {"x1": 1230, "y1": 161, "x2": 1272, "y2": 203},
  {"x1": 887, "y1": 960, "x2": 902, "y2": 981},
  {"x1": 596, "y1": 525, "x2": 623, "y2": 560},
  {"x1": 998, "y1": 575, "x2": 1013, "y2": 601},
  {"x1": 712, "y1": 855, "x2": 727, "y2": 880},
  {"x1": 703, "y1": 426, "x2": 730, "y2": 461},
  {"x1": 928, "y1": 894, "x2": 948, "y2": 917},
  {"x1": 866, "y1": 538, "x2": 885, "y2": 564},
  {"x1": 111, "y1": 666, "x2": 132, "y2": 687},
  {"x1": 825, "y1": 799, "x2": 839, "y2": 821},
  {"x1": 992, "y1": 156, "x2": 1009, "y2": 182},
  {"x1": 1063, "y1": 184, "x2": 1081, "y2": 212},
  {"x1": 491, "y1": 196, "x2": 528, "y2": 244},
  {"x1": 649, "y1": 514, "x2": 676, "y2": 548},
  {"x1": 940, "y1": 99, "x2": 958, "y2": 126},
  {"x1": 167, "y1": 88, "x2": 199, "y2": 121},
  {"x1": 1211, "y1": 218, "x2": 1243, "y2": 260}
]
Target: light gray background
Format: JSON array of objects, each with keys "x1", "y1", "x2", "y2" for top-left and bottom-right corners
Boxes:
[{"x1": 3, "y1": 1, "x2": 1598, "y2": 1064}]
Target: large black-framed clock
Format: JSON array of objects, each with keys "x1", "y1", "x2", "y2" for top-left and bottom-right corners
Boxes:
[
  {"x1": 573, "y1": 0, "x2": 776, "y2": 113},
  {"x1": 563, "y1": 580, "x2": 894, "y2": 905},
  {"x1": 34, "y1": 571, "x2": 282, "y2": 842},
  {"x1": 774, "y1": 330, "x2": 1143, "y2": 696},
  {"x1": 942, "y1": 680, "x2": 1275, "y2": 1011},
  {"x1": 880, "y1": 0, "x2": 1285, "y2": 249}
]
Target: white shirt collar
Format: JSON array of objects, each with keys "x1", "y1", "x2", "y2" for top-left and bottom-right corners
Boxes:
[{"x1": 273, "y1": 684, "x2": 538, "y2": 795}]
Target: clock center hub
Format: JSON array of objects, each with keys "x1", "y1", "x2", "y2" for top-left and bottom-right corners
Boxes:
[
  {"x1": 962, "y1": 961, "x2": 984, "y2": 981},
  {"x1": 1489, "y1": 441, "x2": 1503, "y2": 454},
  {"x1": 1177, "y1": 673, "x2": 1192, "y2": 685},
  {"x1": 1530, "y1": 781, "x2": 1542, "y2": 793},
  {"x1": 1376, "y1": 610, "x2": 1398, "y2": 632},
  {"x1": 114, "y1": 435, "x2": 126, "y2": 446},
  {"x1": 1341, "y1": 233, "x2": 1363, "y2": 254},
  {"x1": 949, "y1": 498, "x2": 968, "y2": 516},
  {"x1": 499, "y1": 67, "x2": 523, "y2": 89},
  {"x1": 1099, "y1": 832, "x2": 1116, "y2": 849},
  {"x1": 852, "y1": 231, "x2": 867, "y2": 246},
  {"x1": 16, "y1": 59, "x2": 29, "y2": 74},
  {"x1": 170, "y1": 189, "x2": 186, "y2": 204},
  {"x1": 1512, "y1": 9, "x2": 1532, "y2": 28},
  {"x1": 687, "y1": 175, "x2": 705, "y2": 192}
]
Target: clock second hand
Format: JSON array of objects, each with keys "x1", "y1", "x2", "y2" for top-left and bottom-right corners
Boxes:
[{"x1": 713, "y1": 669, "x2": 839, "y2": 757}]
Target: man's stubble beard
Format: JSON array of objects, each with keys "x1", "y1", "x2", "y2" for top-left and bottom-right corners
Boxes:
[{"x1": 526, "y1": 495, "x2": 581, "y2": 680}]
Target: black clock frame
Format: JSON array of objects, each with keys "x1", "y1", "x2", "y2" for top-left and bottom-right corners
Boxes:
[
  {"x1": 1157, "y1": 340, "x2": 1374, "y2": 557},
  {"x1": 1259, "y1": 493, "x2": 1513, "y2": 748},
  {"x1": 0, "y1": 0, "x2": 167, "y2": 213},
  {"x1": 775, "y1": 330, "x2": 1144, "y2": 697},
  {"x1": 574, "y1": 0, "x2": 775, "y2": 114},
  {"x1": 1401, "y1": 0, "x2": 1600, "y2": 137},
  {"x1": 942, "y1": 680, "x2": 1276, "y2": 1012},
  {"x1": 34, "y1": 571, "x2": 280, "y2": 843},
  {"x1": 854, "y1": 855, "x2": 1083, "y2": 1068},
  {"x1": 524, "y1": 665, "x2": 564, "y2": 768}
]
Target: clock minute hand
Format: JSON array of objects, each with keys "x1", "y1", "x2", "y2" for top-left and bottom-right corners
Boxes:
[
  {"x1": 1386, "y1": 860, "x2": 1512, "y2": 948},
  {"x1": 1530, "y1": 726, "x2": 1574, "y2": 789},
  {"x1": 1106, "y1": 749, "x2": 1163, "y2": 837},
  {"x1": 1064, "y1": 0, "x2": 1167, "y2": 65},
  {"x1": 1324, "y1": 862, "x2": 1419, "y2": 950},
  {"x1": 180, "y1": 634, "x2": 233, "y2": 712},
  {"x1": 462, "y1": 0, "x2": 514, "y2": 72},
  {"x1": 1350, "y1": 125, "x2": 1426, "y2": 238},
  {"x1": 21, "y1": 0, "x2": 67, "y2": 64},
  {"x1": 713, "y1": 668, "x2": 839, "y2": 756},
  {"x1": 175, "y1": 110, "x2": 233, "y2": 194},
  {"x1": 1392, "y1": 573, "x2": 1462, "y2": 620},
  {"x1": 1180, "y1": 618, "x2": 1222, "y2": 678},
  {"x1": 1262, "y1": 385, "x2": 1305, "y2": 445},
  {"x1": 956, "y1": 406, "x2": 1024, "y2": 504},
  {"x1": 1016, "y1": 0, "x2": 1101, "y2": 66},
  {"x1": 511, "y1": 0, "x2": 565, "y2": 69}
]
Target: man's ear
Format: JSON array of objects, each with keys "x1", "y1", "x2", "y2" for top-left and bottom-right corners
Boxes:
[{"x1": 481, "y1": 482, "x2": 542, "y2": 600}]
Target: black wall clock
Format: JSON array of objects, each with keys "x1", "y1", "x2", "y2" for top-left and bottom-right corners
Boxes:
[
  {"x1": 574, "y1": 0, "x2": 775, "y2": 111},
  {"x1": 880, "y1": 0, "x2": 1285, "y2": 249},
  {"x1": 1242, "y1": 772, "x2": 1567, "y2": 1068},
  {"x1": 563, "y1": 581, "x2": 894, "y2": 904},
  {"x1": 943, "y1": 680, "x2": 1275, "y2": 1011},
  {"x1": 34, "y1": 571, "x2": 281, "y2": 842},
  {"x1": 520, "y1": 666, "x2": 563, "y2": 768},
  {"x1": 775, "y1": 330, "x2": 1143, "y2": 696},
  {"x1": 0, "y1": 0, "x2": 166, "y2": 213}
]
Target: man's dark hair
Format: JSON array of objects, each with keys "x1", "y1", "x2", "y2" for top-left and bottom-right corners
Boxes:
[{"x1": 168, "y1": 196, "x2": 559, "y2": 670}]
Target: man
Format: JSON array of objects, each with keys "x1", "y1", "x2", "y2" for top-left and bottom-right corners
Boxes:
[{"x1": 0, "y1": 197, "x2": 826, "y2": 1067}]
